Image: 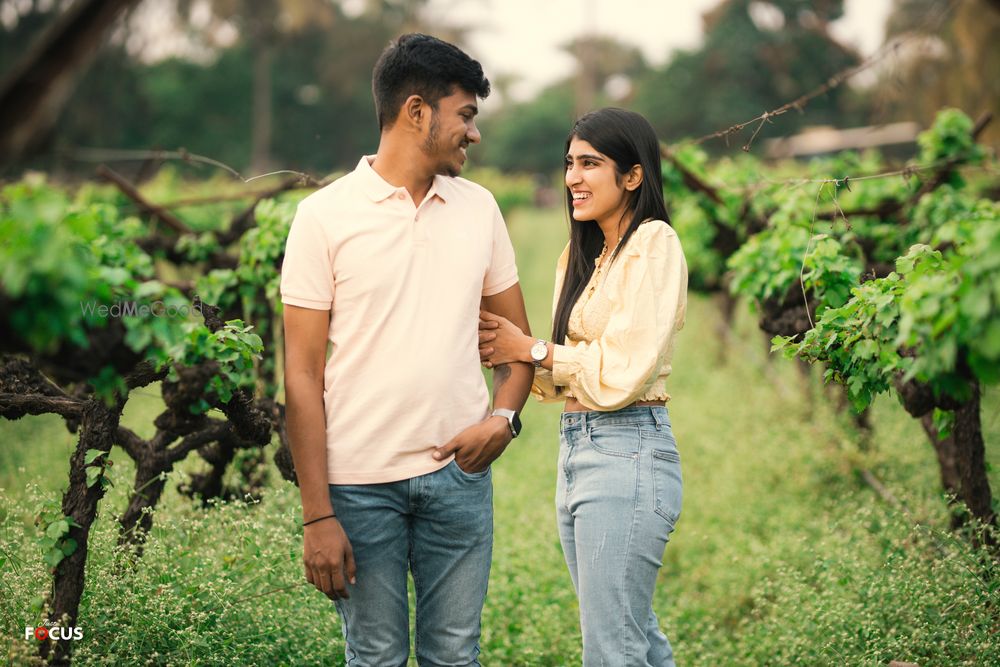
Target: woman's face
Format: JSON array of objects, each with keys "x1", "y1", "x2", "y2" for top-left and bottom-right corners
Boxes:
[{"x1": 564, "y1": 137, "x2": 630, "y2": 227}]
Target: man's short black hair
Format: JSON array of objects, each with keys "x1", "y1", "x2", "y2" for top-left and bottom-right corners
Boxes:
[{"x1": 372, "y1": 33, "x2": 491, "y2": 131}]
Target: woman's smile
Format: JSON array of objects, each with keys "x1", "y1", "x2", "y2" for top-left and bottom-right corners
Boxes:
[{"x1": 565, "y1": 138, "x2": 629, "y2": 225}]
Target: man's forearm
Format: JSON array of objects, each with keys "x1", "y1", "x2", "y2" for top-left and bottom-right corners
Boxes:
[
  {"x1": 285, "y1": 377, "x2": 334, "y2": 520},
  {"x1": 492, "y1": 361, "x2": 532, "y2": 413},
  {"x1": 481, "y1": 283, "x2": 533, "y2": 416}
]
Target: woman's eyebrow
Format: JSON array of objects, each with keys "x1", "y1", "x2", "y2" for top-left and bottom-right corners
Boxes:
[{"x1": 565, "y1": 153, "x2": 605, "y2": 161}]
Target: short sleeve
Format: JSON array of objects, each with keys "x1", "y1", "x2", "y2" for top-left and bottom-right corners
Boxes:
[
  {"x1": 482, "y1": 199, "x2": 519, "y2": 297},
  {"x1": 280, "y1": 202, "x2": 335, "y2": 310},
  {"x1": 550, "y1": 222, "x2": 687, "y2": 410}
]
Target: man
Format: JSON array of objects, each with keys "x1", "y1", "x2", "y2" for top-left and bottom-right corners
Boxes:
[{"x1": 280, "y1": 33, "x2": 533, "y2": 666}]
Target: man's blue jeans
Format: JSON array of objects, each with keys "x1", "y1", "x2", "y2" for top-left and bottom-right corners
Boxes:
[
  {"x1": 328, "y1": 460, "x2": 493, "y2": 667},
  {"x1": 557, "y1": 406, "x2": 682, "y2": 667}
]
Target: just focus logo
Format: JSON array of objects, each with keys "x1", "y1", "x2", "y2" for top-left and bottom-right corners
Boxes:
[{"x1": 24, "y1": 622, "x2": 83, "y2": 641}]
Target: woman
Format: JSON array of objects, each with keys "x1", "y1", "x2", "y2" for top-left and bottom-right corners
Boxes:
[{"x1": 479, "y1": 107, "x2": 688, "y2": 667}]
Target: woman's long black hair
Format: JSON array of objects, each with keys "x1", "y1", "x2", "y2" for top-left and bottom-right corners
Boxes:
[{"x1": 551, "y1": 107, "x2": 669, "y2": 346}]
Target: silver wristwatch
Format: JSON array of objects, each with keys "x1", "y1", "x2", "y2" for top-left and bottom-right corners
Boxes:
[
  {"x1": 491, "y1": 408, "x2": 521, "y2": 438},
  {"x1": 530, "y1": 339, "x2": 548, "y2": 367}
]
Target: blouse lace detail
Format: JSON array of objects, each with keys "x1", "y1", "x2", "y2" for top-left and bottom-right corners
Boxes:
[{"x1": 532, "y1": 219, "x2": 688, "y2": 410}]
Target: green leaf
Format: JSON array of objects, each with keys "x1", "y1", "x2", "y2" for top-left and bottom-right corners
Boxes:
[
  {"x1": 60, "y1": 538, "x2": 78, "y2": 556},
  {"x1": 84, "y1": 448, "x2": 106, "y2": 465},
  {"x1": 134, "y1": 280, "x2": 165, "y2": 299},
  {"x1": 86, "y1": 466, "x2": 101, "y2": 488},
  {"x1": 44, "y1": 547, "x2": 64, "y2": 569},
  {"x1": 244, "y1": 333, "x2": 263, "y2": 350},
  {"x1": 770, "y1": 336, "x2": 790, "y2": 353},
  {"x1": 895, "y1": 255, "x2": 915, "y2": 274},
  {"x1": 101, "y1": 266, "x2": 130, "y2": 286},
  {"x1": 853, "y1": 339, "x2": 879, "y2": 361},
  {"x1": 46, "y1": 519, "x2": 68, "y2": 539},
  {"x1": 932, "y1": 409, "x2": 955, "y2": 439}
]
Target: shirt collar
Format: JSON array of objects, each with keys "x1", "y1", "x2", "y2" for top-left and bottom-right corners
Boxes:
[
  {"x1": 355, "y1": 155, "x2": 450, "y2": 204},
  {"x1": 427, "y1": 175, "x2": 450, "y2": 203},
  {"x1": 355, "y1": 156, "x2": 396, "y2": 202}
]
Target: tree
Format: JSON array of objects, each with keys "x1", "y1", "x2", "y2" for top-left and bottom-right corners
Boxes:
[
  {"x1": 478, "y1": 83, "x2": 576, "y2": 174},
  {"x1": 564, "y1": 35, "x2": 648, "y2": 116},
  {"x1": 478, "y1": 35, "x2": 650, "y2": 174},
  {"x1": 0, "y1": 0, "x2": 141, "y2": 172},
  {"x1": 0, "y1": 0, "x2": 467, "y2": 177},
  {"x1": 631, "y1": 0, "x2": 865, "y2": 148},
  {"x1": 177, "y1": 0, "x2": 339, "y2": 173},
  {"x1": 878, "y1": 0, "x2": 1000, "y2": 148}
]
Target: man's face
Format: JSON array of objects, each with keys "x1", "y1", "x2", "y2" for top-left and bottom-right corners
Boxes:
[{"x1": 421, "y1": 87, "x2": 481, "y2": 177}]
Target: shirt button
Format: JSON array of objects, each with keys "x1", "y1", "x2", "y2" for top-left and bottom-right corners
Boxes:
[{"x1": 397, "y1": 192, "x2": 406, "y2": 200}]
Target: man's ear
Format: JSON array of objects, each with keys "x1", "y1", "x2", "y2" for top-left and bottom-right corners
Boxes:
[
  {"x1": 403, "y1": 94, "x2": 429, "y2": 130},
  {"x1": 624, "y1": 164, "x2": 644, "y2": 192}
]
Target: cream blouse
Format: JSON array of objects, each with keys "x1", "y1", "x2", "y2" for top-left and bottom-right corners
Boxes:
[{"x1": 532, "y1": 219, "x2": 688, "y2": 411}]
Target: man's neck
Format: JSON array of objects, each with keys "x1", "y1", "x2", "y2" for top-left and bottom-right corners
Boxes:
[{"x1": 370, "y1": 139, "x2": 435, "y2": 206}]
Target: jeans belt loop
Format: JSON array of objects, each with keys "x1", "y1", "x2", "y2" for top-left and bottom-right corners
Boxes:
[{"x1": 651, "y1": 407, "x2": 663, "y2": 430}]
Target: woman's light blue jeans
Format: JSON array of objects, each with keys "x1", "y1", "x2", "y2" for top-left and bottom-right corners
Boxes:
[
  {"x1": 327, "y1": 459, "x2": 493, "y2": 666},
  {"x1": 557, "y1": 406, "x2": 682, "y2": 667}
]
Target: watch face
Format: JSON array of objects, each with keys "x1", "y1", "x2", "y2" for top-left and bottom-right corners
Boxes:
[{"x1": 531, "y1": 341, "x2": 548, "y2": 361}]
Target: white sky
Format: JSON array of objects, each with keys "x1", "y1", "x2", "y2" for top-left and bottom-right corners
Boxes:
[{"x1": 427, "y1": 0, "x2": 893, "y2": 106}]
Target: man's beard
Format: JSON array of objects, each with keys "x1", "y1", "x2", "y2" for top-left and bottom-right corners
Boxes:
[{"x1": 422, "y1": 116, "x2": 461, "y2": 177}]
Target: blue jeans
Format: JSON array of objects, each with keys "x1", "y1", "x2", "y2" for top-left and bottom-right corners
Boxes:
[
  {"x1": 327, "y1": 460, "x2": 493, "y2": 666},
  {"x1": 557, "y1": 406, "x2": 682, "y2": 667}
]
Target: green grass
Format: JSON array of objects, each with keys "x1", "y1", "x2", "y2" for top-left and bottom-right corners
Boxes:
[{"x1": 2, "y1": 205, "x2": 999, "y2": 665}]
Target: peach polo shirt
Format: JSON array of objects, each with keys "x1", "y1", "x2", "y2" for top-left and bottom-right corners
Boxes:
[{"x1": 280, "y1": 156, "x2": 519, "y2": 484}]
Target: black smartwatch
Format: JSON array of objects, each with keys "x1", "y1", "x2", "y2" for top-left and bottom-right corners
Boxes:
[{"x1": 491, "y1": 408, "x2": 521, "y2": 438}]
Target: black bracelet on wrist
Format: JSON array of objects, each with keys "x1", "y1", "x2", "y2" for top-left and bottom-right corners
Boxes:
[{"x1": 302, "y1": 513, "x2": 336, "y2": 527}]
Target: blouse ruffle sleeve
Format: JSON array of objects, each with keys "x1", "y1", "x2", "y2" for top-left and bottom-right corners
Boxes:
[{"x1": 550, "y1": 221, "x2": 687, "y2": 410}]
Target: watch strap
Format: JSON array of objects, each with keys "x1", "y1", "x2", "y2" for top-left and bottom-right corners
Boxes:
[
  {"x1": 491, "y1": 408, "x2": 519, "y2": 438},
  {"x1": 531, "y1": 339, "x2": 548, "y2": 367}
]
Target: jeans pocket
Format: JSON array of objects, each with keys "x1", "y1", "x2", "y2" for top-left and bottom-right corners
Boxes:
[
  {"x1": 451, "y1": 459, "x2": 491, "y2": 480},
  {"x1": 585, "y1": 424, "x2": 640, "y2": 458},
  {"x1": 651, "y1": 449, "x2": 682, "y2": 526}
]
